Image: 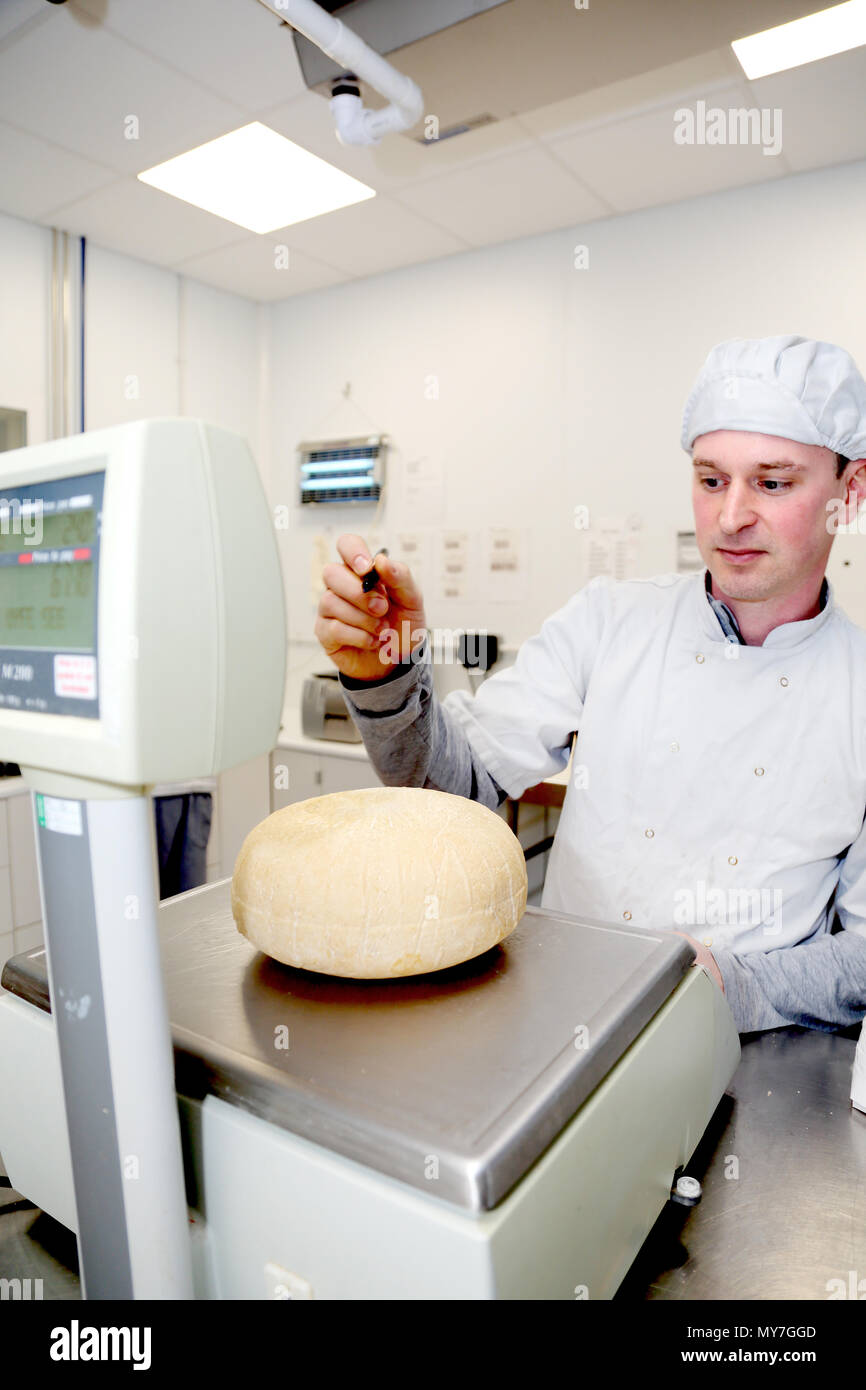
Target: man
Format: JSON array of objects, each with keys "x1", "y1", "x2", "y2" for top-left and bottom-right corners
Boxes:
[{"x1": 315, "y1": 335, "x2": 866, "y2": 1034}]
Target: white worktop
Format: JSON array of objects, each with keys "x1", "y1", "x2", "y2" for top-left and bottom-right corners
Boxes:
[{"x1": 278, "y1": 704, "x2": 370, "y2": 760}]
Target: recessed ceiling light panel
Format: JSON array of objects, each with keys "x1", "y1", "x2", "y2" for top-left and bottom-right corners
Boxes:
[
  {"x1": 138, "y1": 122, "x2": 376, "y2": 233},
  {"x1": 732, "y1": 0, "x2": 866, "y2": 80}
]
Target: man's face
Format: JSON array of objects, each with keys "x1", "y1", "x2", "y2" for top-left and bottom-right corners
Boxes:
[{"x1": 691, "y1": 430, "x2": 844, "y2": 600}]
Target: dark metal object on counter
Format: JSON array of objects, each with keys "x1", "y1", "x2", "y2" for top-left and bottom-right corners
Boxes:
[{"x1": 458, "y1": 632, "x2": 499, "y2": 671}]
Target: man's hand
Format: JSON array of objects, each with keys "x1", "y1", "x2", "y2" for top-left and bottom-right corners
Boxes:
[
  {"x1": 673, "y1": 931, "x2": 725, "y2": 993},
  {"x1": 315, "y1": 533, "x2": 427, "y2": 682}
]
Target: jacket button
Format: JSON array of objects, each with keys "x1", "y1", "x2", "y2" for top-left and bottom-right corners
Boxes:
[
  {"x1": 728, "y1": 855, "x2": 738, "y2": 865},
  {"x1": 645, "y1": 828, "x2": 654, "y2": 838},
  {"x1": 623, "y1": 910, "x2": 632, "y2": 921},
  {"x1": 780, "y1": 676, "x2": 789, "y2": 687},
  {"x1": 670, "y1": 741, "x2": 679, "y2": 752},
  {"x1": 754, "y1": 767, "x2": 764, "y2": 776},
  {"x1": 696, "y1": 654, "x2": 705, "y2": 664}
]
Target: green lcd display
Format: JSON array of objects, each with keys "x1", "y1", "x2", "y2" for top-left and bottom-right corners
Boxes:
[
  {"x1": 0, "y1": 508, "x2": 95, "y2": 554},
  {"x1": 0, "y1": 561, "x2": 95, "y2": 650}
]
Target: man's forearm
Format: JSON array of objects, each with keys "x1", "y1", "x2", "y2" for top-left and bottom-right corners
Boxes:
[
  {"x1": 338, "y1": 634, "x2": 508, "y2": 810},
  {"x1": 714, "y1": 929, "x2": 866, "y2": 1033}
]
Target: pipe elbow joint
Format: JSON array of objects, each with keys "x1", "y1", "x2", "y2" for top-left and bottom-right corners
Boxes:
[{"x1": 329, "y1": 91, "x2": 381, "y2": 147}]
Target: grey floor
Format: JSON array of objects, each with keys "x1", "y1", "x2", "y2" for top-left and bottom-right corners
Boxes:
[{"x1": 0, "y1": 1147, "x2": 80, "y2": 1297}]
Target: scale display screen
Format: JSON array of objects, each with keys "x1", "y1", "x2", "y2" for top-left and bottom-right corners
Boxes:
[
  {"x1": 0, "y1": 559, "x2": 95, "y2": 650},
  {"x1": 0, "y1": 469, "x2": 103, "y2": 718},
  {"x1": 0, "y1": 507, "x2": 96, "y2": 554}
]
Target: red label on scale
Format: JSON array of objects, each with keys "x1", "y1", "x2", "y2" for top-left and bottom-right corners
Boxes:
[{"x1": 54, "y1": 655, "x2": 97, "y2": 700}]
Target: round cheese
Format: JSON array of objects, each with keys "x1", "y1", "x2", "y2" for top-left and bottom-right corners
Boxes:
[{"x1": 231, "y1": 786, "x2": 527, "y2": 978}]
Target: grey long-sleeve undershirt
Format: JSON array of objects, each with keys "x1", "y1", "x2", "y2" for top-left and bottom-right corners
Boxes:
[
  {"x1": 339, "y1": 633, "x2": 509, "y2": 811},
  {"x1": 338, "y1": 633, "x2": 866, "y2": 1036},
  {"x1": 713, "y1": 933, "x2": 866, "y2": 1034}
]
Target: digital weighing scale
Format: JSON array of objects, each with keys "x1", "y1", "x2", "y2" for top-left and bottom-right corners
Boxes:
[{"x1": 0, "y1": 419, "x2": 740, "y2": 1299}]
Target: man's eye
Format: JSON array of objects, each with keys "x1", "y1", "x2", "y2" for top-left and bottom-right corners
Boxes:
[{"x1": 698, "y1": 477, "x2": 793, "y2": 491}]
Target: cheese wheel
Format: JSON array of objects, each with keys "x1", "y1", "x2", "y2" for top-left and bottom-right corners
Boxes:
[{"x1": 231, "y1": 786, "x2": 527, "y2": 978}]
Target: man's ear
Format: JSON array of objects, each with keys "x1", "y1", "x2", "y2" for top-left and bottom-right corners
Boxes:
[
  {"x1": 833, "y1": 459, "x2": 866, "y2": 529},
  {"x1": 847, "y1": 459, "x2": 866, "y2": 510}
]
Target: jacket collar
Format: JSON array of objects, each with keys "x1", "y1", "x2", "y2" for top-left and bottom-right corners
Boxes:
[{"x1": 697, "y1": 566, "x2": 835, "y2": 649}]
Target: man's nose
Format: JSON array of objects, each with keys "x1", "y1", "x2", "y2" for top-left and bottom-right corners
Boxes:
[{"x1": 717, "y1": 479, "x2": 759, "y2": 532}]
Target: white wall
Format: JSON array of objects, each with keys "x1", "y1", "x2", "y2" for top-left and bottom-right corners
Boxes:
[
  {"x1": 0, "y1": 213, "x2": 265, "y2": 476},
  {"x1": 0, "y1": 213, "x2": 52, "y2": 446},
  {"x1": 83, "y1": 245, "x2": 265, "y2": 472}
]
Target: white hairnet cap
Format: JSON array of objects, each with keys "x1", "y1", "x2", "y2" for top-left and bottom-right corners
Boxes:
[{"x1": 681, "y1": 335, "x2": 866, "y2": 461}]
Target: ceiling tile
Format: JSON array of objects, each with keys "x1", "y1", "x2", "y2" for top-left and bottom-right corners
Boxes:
[
  {"x1": 746, "y1": 48, "x2": 866, "y2": 173},
  {"x1": 547, "y1": 82, "x2": 791, "y2": 214},
  {"x1": 274, "y1": 194, "x2": 468, "y2": 276},
  {"x1": 396, "y1": 145, "x2": 609, "y2": 246},
  {"x1": 520, "y1": 48, "x2": 742, "y2": 141},
  {"x1": 72, "y1": 0, "x2": 307, "y2": 113},
  {"x1": 173, "y1": 239, "x2": 351, "y2": 303},
  {"x1": 0, "y1": 18, "x2": 244, "y2": 173},
  {"x1": 43, "y1": 177, "x2": 250, "y2": 266},
  {"x1": 0, "y1": 121, "x2": 115, "y2": 221},
  {"x1": 0, "y1": 0, "x2": 48, "y2": 44}
]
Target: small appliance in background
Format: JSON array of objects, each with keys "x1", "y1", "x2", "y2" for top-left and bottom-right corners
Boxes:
[
  {"x1": 458, "y1": 632, "x2": 499, "y2": 671},
  {"x1": 301, "y1": 672, "x2": 362, "y2": 743}
]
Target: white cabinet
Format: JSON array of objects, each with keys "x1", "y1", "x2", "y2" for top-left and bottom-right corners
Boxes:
[
  {"x1": 270, "y1": 748, "x2": 382, "y2": 812},
  {"x1": 216, "y1": 756, "x2": 270, "y2": 879},
  {"x1": 321, "y1": 758, "x2": 382, "y2": 795}
]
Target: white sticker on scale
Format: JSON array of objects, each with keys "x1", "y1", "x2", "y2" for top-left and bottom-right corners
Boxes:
[
  {"x1": 36, "y1": 795, "x2": 83, "y2": 836},
  {"x1": 54, "y1": 654, "x2": 97, "y2": 700}
]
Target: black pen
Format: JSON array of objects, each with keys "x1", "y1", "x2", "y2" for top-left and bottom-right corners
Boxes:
[{"x1": 361, "y1": 548, "x2": 389, "y2": 592}]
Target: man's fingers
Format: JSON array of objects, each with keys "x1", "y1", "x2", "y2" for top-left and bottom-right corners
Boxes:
[
  {"x1": 319, "y1": 588, "x2": 385, "y2": 636},
  {"x1": 322, "y1": 560, "x2": 387, "y2": 614},
  {"x1": 330, "y1": 537, "x2": 425, "y2": 619},
  {"x1": 314, "y1": 615, "x2": 380, "y2": 653},
  {"x1": 375, "y1": 555, "x2": 422, "y2": 610},
  {"x1": 336, "y1": 534, "x2": 377, "y2": 577}
]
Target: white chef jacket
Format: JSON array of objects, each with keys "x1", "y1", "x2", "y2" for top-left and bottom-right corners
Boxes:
[{"x1": 442, "y1": 569, "x2": 866, "y2": 955}]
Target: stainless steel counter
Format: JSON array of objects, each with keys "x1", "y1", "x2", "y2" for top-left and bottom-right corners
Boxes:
[{"x1": 617, "y1": 1024, "x2": 866, "y2": 1300}]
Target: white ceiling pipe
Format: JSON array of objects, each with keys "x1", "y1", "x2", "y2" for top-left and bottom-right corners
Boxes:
[{"x1": 262, "y1": 0, "x2": 424, "y2": 146}]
